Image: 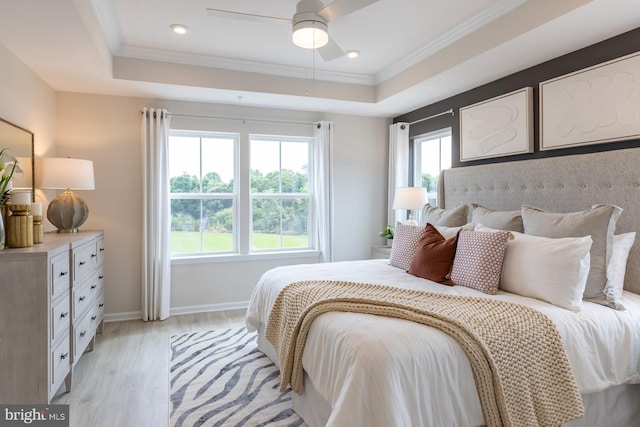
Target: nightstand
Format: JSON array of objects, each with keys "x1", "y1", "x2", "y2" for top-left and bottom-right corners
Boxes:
[{"x1": 371, "y1": 245, "x2": 392, "y2": 259}]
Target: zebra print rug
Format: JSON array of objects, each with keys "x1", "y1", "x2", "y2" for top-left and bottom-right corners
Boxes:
[{"x1": 169, "y1": 327, "x2": 307, "y2": 427}]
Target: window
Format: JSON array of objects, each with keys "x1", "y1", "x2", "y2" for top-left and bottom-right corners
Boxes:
[
  {"x1": 250, "y1": 135, "x2": 312, "y2": 251},
  {"x1": 413, "y1": 128, "x2": 452, "y2": 207},
  {"x1": 169, "y1": 131, "x2": 237, "y2": 255},
  {"x1": 169, "y1": 130, "x2": 313, "y2": 257}
]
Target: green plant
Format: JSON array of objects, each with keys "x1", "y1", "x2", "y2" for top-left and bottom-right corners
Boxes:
[
  {"x1": 0, "y1": 148, "x2": 21, "y2": 205},
  {"x1": 378, "y1": 225, "x2": 394, "y2": 239}
]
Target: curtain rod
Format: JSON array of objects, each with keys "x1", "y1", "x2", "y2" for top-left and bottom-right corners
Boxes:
[
  {"x1": 140, "y1": 110, "x2": 314, "y2": 126},
  {"x1": 404, "y1": 108, "x2": 454, "y2": 127}
]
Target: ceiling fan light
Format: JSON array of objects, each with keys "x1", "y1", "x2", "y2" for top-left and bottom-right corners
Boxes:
[{"x1": 292, "y1": 20, "x2": 328, "y2": 49}]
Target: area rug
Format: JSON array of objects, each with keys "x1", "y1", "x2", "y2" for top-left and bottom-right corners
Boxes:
[{"x1": 169, "y1": 327, "x2": 307, "y2": 427}]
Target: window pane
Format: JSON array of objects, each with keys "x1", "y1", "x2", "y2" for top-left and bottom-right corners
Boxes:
[
  {"x1": 252, "y1": 198, "x2": 309, "y2": 249},
  {"x1": 251, "y1": 140, "x2": 280, "y2": 193},
  {"x1": 171, "y1": 199, "x2": 201, "y2": 254},
  {"x1": 202, "y1": 199, "x2": 233, "y2": 252},
  {"x1": 202, "y1": 137, "x2": 234, "y2": 193},
  {"x1": 281, "y1": 141, "x2": 308, "y2": 192},
  {"x1": 170, "y1": 136, "x2": 201, "y2": 193}
]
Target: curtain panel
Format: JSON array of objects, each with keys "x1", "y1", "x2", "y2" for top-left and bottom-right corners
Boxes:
[
  {"x1": 141, "y1": 107, "x2": 171, "y2": 321},
  {"x1": 313, "y1": 121, "x2": 334, "y2": 262},
  {"x1": 388, "y1": 123, "x2": 410, "y2": 226}
]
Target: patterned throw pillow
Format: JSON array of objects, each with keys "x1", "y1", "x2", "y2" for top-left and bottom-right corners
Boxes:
[
  {"x1": 408, "y1": 224, "x2": 460, "y2": 285},
  {"x1": 389, "y1": 222, "x2": 425, "y2": 271},
  {"x1": 451, "y1": 229, "x2": 510, "y2": 294}
]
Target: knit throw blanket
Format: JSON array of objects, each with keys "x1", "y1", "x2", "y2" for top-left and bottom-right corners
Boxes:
[{"x1": 265, "y1": 280, "x2": 584, "y2": 427}]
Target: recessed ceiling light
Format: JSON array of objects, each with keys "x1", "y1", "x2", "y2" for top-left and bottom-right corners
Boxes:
[
  {"x1": 171, "y1": 24, "x2": 188, "y2": 35},
  {"x1": 346, "y1": 50, "x2": 359, "y2": 59}
]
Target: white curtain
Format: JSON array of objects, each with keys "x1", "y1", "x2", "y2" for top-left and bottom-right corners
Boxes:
[
  {"x1": 388, "y1": 122, "x2": 410, "y2": 226},
  {"x1": 313, "y1": 121, "x2": 334, "y2": 262},
  {"x1": 141, "y1": 107, "x2": 171, "y2": 321}
]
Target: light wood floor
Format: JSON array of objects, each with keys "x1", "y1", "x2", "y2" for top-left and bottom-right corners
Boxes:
[{"x1": 52, "y1": 310, "x2": 247, "y2": 427}]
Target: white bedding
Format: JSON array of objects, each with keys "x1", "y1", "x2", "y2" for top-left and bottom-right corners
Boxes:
[{"x1": 245, "y1": 259, "x2": 640, "y2": 427}]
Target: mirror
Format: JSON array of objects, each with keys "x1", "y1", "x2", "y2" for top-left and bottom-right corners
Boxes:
[{"x1": 0, "y1": 117, "x2": 34, "y2": 201}]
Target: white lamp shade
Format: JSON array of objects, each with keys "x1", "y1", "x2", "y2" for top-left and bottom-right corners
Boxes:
[
  {"x1": 40, "y1": 157, "x2": 95, "y2": 190},
  {"x1": 392, "y1": 187, "x2": 428, "y2": 210},
  {"x1": 292, "y1": 20, "x2": 328, "y2": 49}
]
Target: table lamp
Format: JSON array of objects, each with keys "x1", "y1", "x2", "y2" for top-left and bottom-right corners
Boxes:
[
  {"x1": 40, "y1": 157, "x2": 95, "y2": 232},
  {"x1": 392, "y1": 187, "x2": 428, "y2": 225}
]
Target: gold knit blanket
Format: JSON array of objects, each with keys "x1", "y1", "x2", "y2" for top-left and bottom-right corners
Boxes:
[{"x1": 265, "y1": 280, "x2": 584, "y2": 427}]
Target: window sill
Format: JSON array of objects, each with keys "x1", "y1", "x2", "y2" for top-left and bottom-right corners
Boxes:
[{"x1": 171, "y1": 250, "x2": 321, "y2": 265}]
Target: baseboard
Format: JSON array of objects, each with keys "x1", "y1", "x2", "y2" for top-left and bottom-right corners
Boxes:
[
  {"x1": 170, "y1": 301, "x2": 249, "y2": 316},
  {"x1": 104, "y1": 311, "x2": 142, "y2": 323},
  {"x1": 103, "y1": 301, "x2": 249, "y2": 323}
]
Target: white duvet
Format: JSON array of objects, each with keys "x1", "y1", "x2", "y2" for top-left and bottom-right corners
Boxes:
[{"x1": 245, "y1": 259, "x2": 640, "y2": 427}]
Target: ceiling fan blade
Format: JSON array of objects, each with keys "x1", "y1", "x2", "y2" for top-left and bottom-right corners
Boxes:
[
  {"x1": 317, "y1": 0, "x2": 379, "y2": 22},
  {"x1": 205, "y1": 8, "x2": 290, "y2": 24},
  {"x1": 318, "y1": 36, "x2": 344, "y2": 61}
]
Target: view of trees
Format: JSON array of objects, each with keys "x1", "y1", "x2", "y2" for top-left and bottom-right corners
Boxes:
[
  {"x1": 422, "y1": 172, "x2": 438, "y2": 192},
  {"x1": 170, "y1": 169, "x2": 309, "y2": 235}
]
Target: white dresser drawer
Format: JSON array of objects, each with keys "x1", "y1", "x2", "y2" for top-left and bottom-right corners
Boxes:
[
  {"x1": 72, "y1": 278, "x2": 93, "y2": 322},
  {"x1": 73, "y1": 240, "x2": 98, "y2": 286},
  {"x1": 51, "y1": 336, "x2": 71, "y2": 389},
  {"x1": 73, "y1": 312, "x2": 94, "y2": 361},
  {"x1": 51, "y1": 294, "x2": 71, "y2": 343},
  {"x1": 50, "y1": 251, "x2": 70, "y2": 300}
]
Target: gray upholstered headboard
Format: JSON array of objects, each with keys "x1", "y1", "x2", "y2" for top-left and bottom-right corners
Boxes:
[{"x1": 440, "y1": 147, "x2": 640, "y2": 295}]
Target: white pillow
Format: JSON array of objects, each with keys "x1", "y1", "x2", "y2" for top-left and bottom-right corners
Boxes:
[
  {"x1": 476, "y1": 225, "x2": 592, "y2": 311},
  {"x1": 435, "y1": 223, "x2": 475, "y2": 239},
  {"x1": 604, "y1": 232, "x2": 636, "y2": 309}
]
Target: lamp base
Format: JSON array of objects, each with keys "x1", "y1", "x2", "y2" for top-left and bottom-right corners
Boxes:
[{"x1": 47, "y1": 189, "x2": 89, "y2": 233}]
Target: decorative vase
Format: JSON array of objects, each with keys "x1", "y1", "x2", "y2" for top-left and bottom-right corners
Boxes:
[{"x1": 387, "y1": 239, "x2": 393, "y2": 247}]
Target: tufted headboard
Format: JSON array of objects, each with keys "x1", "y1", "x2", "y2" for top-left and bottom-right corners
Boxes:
[{"x1": 439, "y1": 147, "x2": 640, "y2": 295}]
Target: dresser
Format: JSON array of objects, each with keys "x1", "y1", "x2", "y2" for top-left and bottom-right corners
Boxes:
[{"x1": 0, "y1": 231, "x2": 105, "y2": 403}]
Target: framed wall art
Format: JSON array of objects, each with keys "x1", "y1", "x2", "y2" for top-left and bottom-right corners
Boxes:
[
  {"x1": 540, "y1": 50, "x2": 640, "y2": 150},
  {"x1": 459, "y1": 87, "x2": 533, "y2": 162}
]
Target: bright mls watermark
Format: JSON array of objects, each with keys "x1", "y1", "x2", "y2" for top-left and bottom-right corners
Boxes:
[{"x1": 0, "y1": 405, "x2": 68, "y2": 426}]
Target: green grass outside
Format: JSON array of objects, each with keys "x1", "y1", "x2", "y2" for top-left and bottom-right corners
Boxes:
[{"x1": 171, "y1": 231, "x2": 308, "y2": 254}]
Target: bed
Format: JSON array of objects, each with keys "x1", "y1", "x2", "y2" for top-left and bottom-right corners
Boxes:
[{"x1": 245, "y1": 147, "x2": 640, "y2": 427}]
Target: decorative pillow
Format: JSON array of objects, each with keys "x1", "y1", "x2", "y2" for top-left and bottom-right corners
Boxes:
[
  {"x1": 521, "y1": 204, "x2": 622, "y2": 308},
  {"x1": 477, "y1": 225, "x2": 592, "y2": 311},
  {"x1": 450, "y1": 230, "x2": 510, "y2": 295},
  {"x1": 471, "y1": 203, "x2": 523, "y2": 232},
  {"x1": 420, "y1": 203, "x2": 468, "y2": 227},
  {"x1": 389, "y1": 223, "x2": 473, "y2": 271},
  {"x1": 605, "y1": 232, "x2": 636, "y2": 310},
  {"x1": 389, "y1": 222, "x2": 425, "y2": 271},
  {"x1": 408, "y1": 224, "x2": 459, "y2": 285}
]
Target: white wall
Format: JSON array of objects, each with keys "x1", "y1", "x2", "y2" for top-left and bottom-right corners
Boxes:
[
  {"x1": 0, "y1": 43, "x2": 56, "y2": 210},
  {"x1": 54, "y1": 93, "x2": 390, "y2": 319}
]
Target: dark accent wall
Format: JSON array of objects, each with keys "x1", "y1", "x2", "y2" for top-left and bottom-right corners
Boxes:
[{"x1": 394, "y1": 27, "x2": 640, "y2": 169}]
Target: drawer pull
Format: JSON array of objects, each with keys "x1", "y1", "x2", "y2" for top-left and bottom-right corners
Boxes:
[
  {"x1": 99, "y1": 275, "x2": 104, "y2": 280},
  {"x1": 99, "y1": 303, "x2": 104, "y2": 308},
  {"x1": 91, "y1": 284, "x2": 97, "y2": 289},
  {"x1": 80, "y1": 331, "x2": 86, "y2": 338},
  {"x1": 79, "y1": 296, "x2": 86, "y2": 302},
  {"x1": 79, "y1": 261, "x2": 86, "y2": 266},
  {"x1": 91, "y1": 315, "x2": 97, "y2": 320},
  {"x1": 59, "y1": 271, "x2": 68, "y2": 277},
  {"x1": 60, "y1": 312, "x2": 68, "y2": 318},
  {"x1": 60, "y1": 352, "x2": 69, "y2": 360},
  {"x1": 91, "y1": 253, "x2": 97, "y2": 258},
  {"x1": 100, "y1": 248, "x2": 105, "y2": 252}
]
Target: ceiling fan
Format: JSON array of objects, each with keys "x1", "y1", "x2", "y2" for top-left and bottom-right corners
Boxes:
[{"x1": 206, "y1": 0, "x2": 379, "y2": 61}]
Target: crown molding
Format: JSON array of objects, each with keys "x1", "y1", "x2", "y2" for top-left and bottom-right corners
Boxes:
[
  {"x1": 374, "y1": 0, "x2": 527, "y2": 84},
  {"x1": 117, "y1": 45, "x2": 376, "y2": 86}
]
